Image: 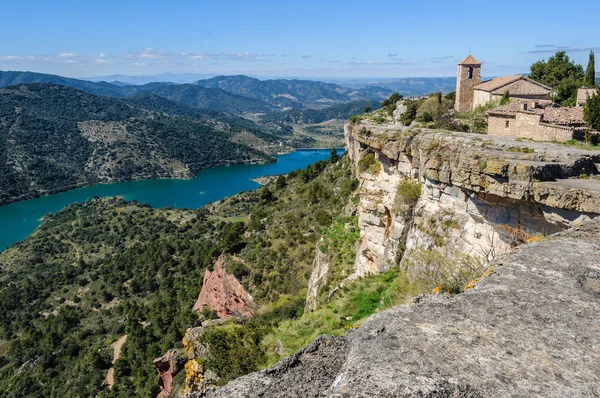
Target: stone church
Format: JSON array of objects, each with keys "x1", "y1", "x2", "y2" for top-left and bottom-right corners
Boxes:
[{"x1": 454, "y1": 55, "x2": 552, "y2": 112}]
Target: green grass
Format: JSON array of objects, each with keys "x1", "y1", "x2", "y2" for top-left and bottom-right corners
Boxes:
[{"x1": 262, "y1": 271, "x2": 422, "y2": 365}]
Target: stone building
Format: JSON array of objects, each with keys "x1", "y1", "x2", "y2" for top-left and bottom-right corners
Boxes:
[
  {"x1": 487, "y1": 100, "x2": 586, "y2": 142},
  {"x1": 455, "y1": 54, "x2": 552, "y2": 112},
  {"x1": 577, "y1": 87, "x2": 599, "y2": 107}
]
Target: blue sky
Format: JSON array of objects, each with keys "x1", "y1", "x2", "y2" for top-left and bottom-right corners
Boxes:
[{"x1": 1, "y1": 0, "x2": 598, "y2": 79}]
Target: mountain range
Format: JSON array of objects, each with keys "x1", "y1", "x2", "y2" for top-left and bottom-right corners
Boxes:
[{"x1": 0, "y1": 70, "x2": 393, "y2": 113}]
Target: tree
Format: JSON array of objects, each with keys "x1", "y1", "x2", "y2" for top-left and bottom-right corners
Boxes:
[
  {"x1": 329, "y1": 147, "x2": 340, "y2": 164},
  {"x1": 584, "y1": 92, "x2": 600, "y2": 136},
  {"x1": 275, "y1": 175, "x2": 287, "y2": 190},
  {"x1": 529, "y1": 51, "x2": 585, "y2": 105},
  {"x1": 364, "y1": 106, "x2": 372, "y2": 113},
  {"x1": 500, "y1": 90, "x2": 510, "y2": 105},
  {"x1": 585, "y1": 50, "x2": 596, "y2": 87}
]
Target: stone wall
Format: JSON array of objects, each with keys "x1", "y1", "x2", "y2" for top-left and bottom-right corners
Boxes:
[
  {"x1": 488, "y1": 112, "x2": 575, "y2": 142},
  {"x1": 455, "y1": 65, "x2": 481, "y2": 113},
  {"x1": 472, "y1": 89, "x2": 491, "y2": 109},
  {"x1": 577, "y1": 87, "x2": 598, "y2": 107}
]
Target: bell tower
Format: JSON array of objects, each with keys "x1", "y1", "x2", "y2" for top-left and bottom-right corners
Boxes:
[{"x1": 455, "y1": 54, "x2": 482, "y2": 112}]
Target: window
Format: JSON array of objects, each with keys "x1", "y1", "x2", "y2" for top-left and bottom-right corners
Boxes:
[
  {"x1": 505, "y1": 120, "x2": 510, "y2": 129},
  {"x1": 468, "y1": 67, "x2": 473, "y2": 79}
]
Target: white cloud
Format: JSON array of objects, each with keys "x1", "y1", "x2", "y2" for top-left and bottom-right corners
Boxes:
[{"x1": 58, "y1": 52, "x2": 78, "y2": 57}]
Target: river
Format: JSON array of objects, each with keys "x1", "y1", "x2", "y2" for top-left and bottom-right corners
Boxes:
[{"x1": 0, "y1": 149, "x2": 341, "y2": 251}]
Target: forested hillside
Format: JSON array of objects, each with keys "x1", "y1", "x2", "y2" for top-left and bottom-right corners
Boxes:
[
  {"x1": 194, "y1": 75, "x2": 393, "y2": 108},
  {"x1": 259, "y1": 100, "x2": 381, "y2": 124},
  {"x1": 0, "y1": 154, "x2": 358, "y2": 397},
  {"x1": 0, "y1": 83, "x2": 273, "y2": 205}
]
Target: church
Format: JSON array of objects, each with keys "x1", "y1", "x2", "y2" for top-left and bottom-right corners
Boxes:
[{"x1": 454, "y1": 55, "x2": 552, "y2": 112}]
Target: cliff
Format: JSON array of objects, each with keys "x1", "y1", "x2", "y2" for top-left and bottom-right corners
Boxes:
[
  {"x1": 197, "y1": 217, "x2": 600, "y2": 397},
  {"x1": 344, "y1": 122, "x2": 600, "y2": 280}
]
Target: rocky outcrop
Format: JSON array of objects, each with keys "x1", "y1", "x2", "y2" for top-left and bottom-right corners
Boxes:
[
  {"x1": 305, "y1": 246, "x2": 330, "y2": 311},
  {"x1": 193, "y1": 254, "x2": 255, "y2": 319},
  {"x1": 345, "y1": 123, "x2": 600, "y2": 278},
  {"x1": 198, "y1": 220, "x2": 600, "y2": 397},
  {"x1": 154, "y1": 349, "x2": 187, "y2": 397},
  {"x1": 198, "y1": 336, "x2": 348, "y2": 398}
]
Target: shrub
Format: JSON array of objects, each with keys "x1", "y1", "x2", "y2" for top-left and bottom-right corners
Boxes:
[
  {"x1": 403, "y1": 248, "x2": 485, "y2": 294},
  {"x1": 395, "y1": 179, "x2": 422, "y2": 208},
  {"x1": 357, "y1": 153, "x2": 380, "y2": 174},
  {"x1": 349, "y1": 115, "x2": 362, "y2": 124}
]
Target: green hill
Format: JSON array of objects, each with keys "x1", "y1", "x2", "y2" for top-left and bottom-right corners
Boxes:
[
  {"x1": 0, "y1": 83, "x2": 273, "y2": 205},
  {"x1": 194, "y1": 75, "x2": 393, "y2": 108},
  {"x1": 259, "y1": 100, "x2": 381, "y2": 124}
]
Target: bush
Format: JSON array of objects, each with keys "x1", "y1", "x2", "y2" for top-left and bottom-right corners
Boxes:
[
  {"x1": 349, "y1": 115, "x2": 362, "y2": 124},
  {"x1": 357, "y1": 153, "x2": 380, "y2": 174},
  {"x1": 395, "y1": 180, "x2": 422, "y2": 208},
  {"x1": 403, "y1": 248, "x2": 485, "y2": 294}
]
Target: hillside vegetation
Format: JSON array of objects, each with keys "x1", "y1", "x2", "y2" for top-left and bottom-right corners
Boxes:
[
  {"x1": 0, "y1": 154, "x2": 362, "y2": 397},
  {"x1": 259, "y1": 100, "x2": 381, "y2": 124},
  {"x1": 194, "y1": 75, "x2": 392, "y2": 108},
  {"x1": 0, "y1": 83, "x2": 273, "y2": 205}
]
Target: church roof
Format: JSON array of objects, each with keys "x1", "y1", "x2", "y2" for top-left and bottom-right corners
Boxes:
[
  {"x1": 458, "y1": 55, "x2": 482, "y2": 65},
  {"x1": 475, "y1": 75, "x2": 551, "y2": 95}
]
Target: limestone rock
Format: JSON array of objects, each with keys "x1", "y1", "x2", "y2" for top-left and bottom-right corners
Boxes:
[
  {"x1": 344, "y1": 123, "x2": 600, "y2": 277},
  {"x1": 199, "y1": 220, "x2": 600, "y2": 397},
  {"x1": 198, "y1": 335, "x2": 348, "y2": 398},
  {"x1": 305, "y1": 246, "x2": 330, "y2": 311},
  {"x1": 193, "y1": 254, "x2": 255, "y2": 319}
]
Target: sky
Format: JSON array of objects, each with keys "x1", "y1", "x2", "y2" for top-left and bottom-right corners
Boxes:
[{"x1": 1, "y1": 0, "x2": 599, "y2": 79}]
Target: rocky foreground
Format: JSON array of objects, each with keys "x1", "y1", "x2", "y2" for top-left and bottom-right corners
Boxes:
[{"x1": 199, "y1": 220, "x2": 600, "y2": 397}]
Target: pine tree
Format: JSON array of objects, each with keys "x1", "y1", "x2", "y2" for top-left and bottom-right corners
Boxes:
[
  {"x1": 585, "y1": 50, "x2": 596, "y2": 87},
  {"x1": 329, "y1": 147, "x2": 340, "y2": 163},
  {"x1": 584, "y1": 91, "x2": 600, "y2": 143}
]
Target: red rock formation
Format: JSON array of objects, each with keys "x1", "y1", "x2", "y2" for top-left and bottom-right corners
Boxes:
[
  {"x1": 193, "y1": 254, "x2": 255, "y2": 319},
  {"x1": 154, "y1": 350, "x2": 186, "y2": 397}
]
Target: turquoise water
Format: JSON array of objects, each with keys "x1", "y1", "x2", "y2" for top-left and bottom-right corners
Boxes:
[{"x1": 0, "y1": 149, "x2": 341, "y2": 252}]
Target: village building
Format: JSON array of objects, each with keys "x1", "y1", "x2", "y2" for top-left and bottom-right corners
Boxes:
[
  {"x1": 487, "y1": 100, "x2": 587, "y2": 142},
  {"x1": 576, "y1": 87, "x2": 599, "y2": 107},
  {"x1": 455, "y1": 55, "x2": 552, "y2": 112}
]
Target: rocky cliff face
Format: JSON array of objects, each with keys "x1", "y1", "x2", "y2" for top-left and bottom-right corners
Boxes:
[
  {"x1": 344, "y1": 122, "x2": 600, "y2": 279},
  {"x1": 197, "y1": 219, "x2": 600, "y2": 397}
]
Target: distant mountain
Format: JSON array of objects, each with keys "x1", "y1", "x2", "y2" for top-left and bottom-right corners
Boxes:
[
  {"x1": 0, "y1": 71, "x2": 275, "y2": 114},
  {"x1": 83, "y1": 72, "x2": 217, "y2": 85},
  {"x1": 193, "y1": 75, "x2": 394, "y2": 108},
  {"x1": 0, "y1": 83, "x2": 273, "y2": 205},
  {"x1": 0, "y1": 71, "x2": 394, "y2": 114},
  {"x1": 0, "y1": 70, "x2": 126, "y2": 97},
  {"x1": 130, "y1": 83, "x2": 274, "y2": 113},
  {"x1": 260, "y1": 100, "x2": 381, "y2": 125},
  {"x1": 339, "y1": 77, "x2": 457, "y2": 97}
]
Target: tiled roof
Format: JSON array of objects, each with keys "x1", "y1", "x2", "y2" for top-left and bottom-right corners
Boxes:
[
  {"x1": 491, "y1": 78, "x2": 552, "y2": 96},
  {"x1": 542, "y1": 107, "x2": 585, "y2": 125},
  {"x1": 458, "y1": 55, "x2": 482, "y2": 65},
  {"x1": 474, "y1": 75, "x2": 523, "y2": 92},
  {"x1": 475, "y1": 76, "x2": 552, "y2": 95},
  {"x1": 488, "y1": 101, "x2": 585, "y2": 126}
]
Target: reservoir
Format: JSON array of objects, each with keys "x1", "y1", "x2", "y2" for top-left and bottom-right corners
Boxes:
[{"x1": 0, "y1": 149, "x2": 341, "y2": 251}]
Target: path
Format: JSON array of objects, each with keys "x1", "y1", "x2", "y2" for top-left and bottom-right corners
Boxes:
[{"x1": 105, "y1": 334, "x2": 128, "y2": 390}]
